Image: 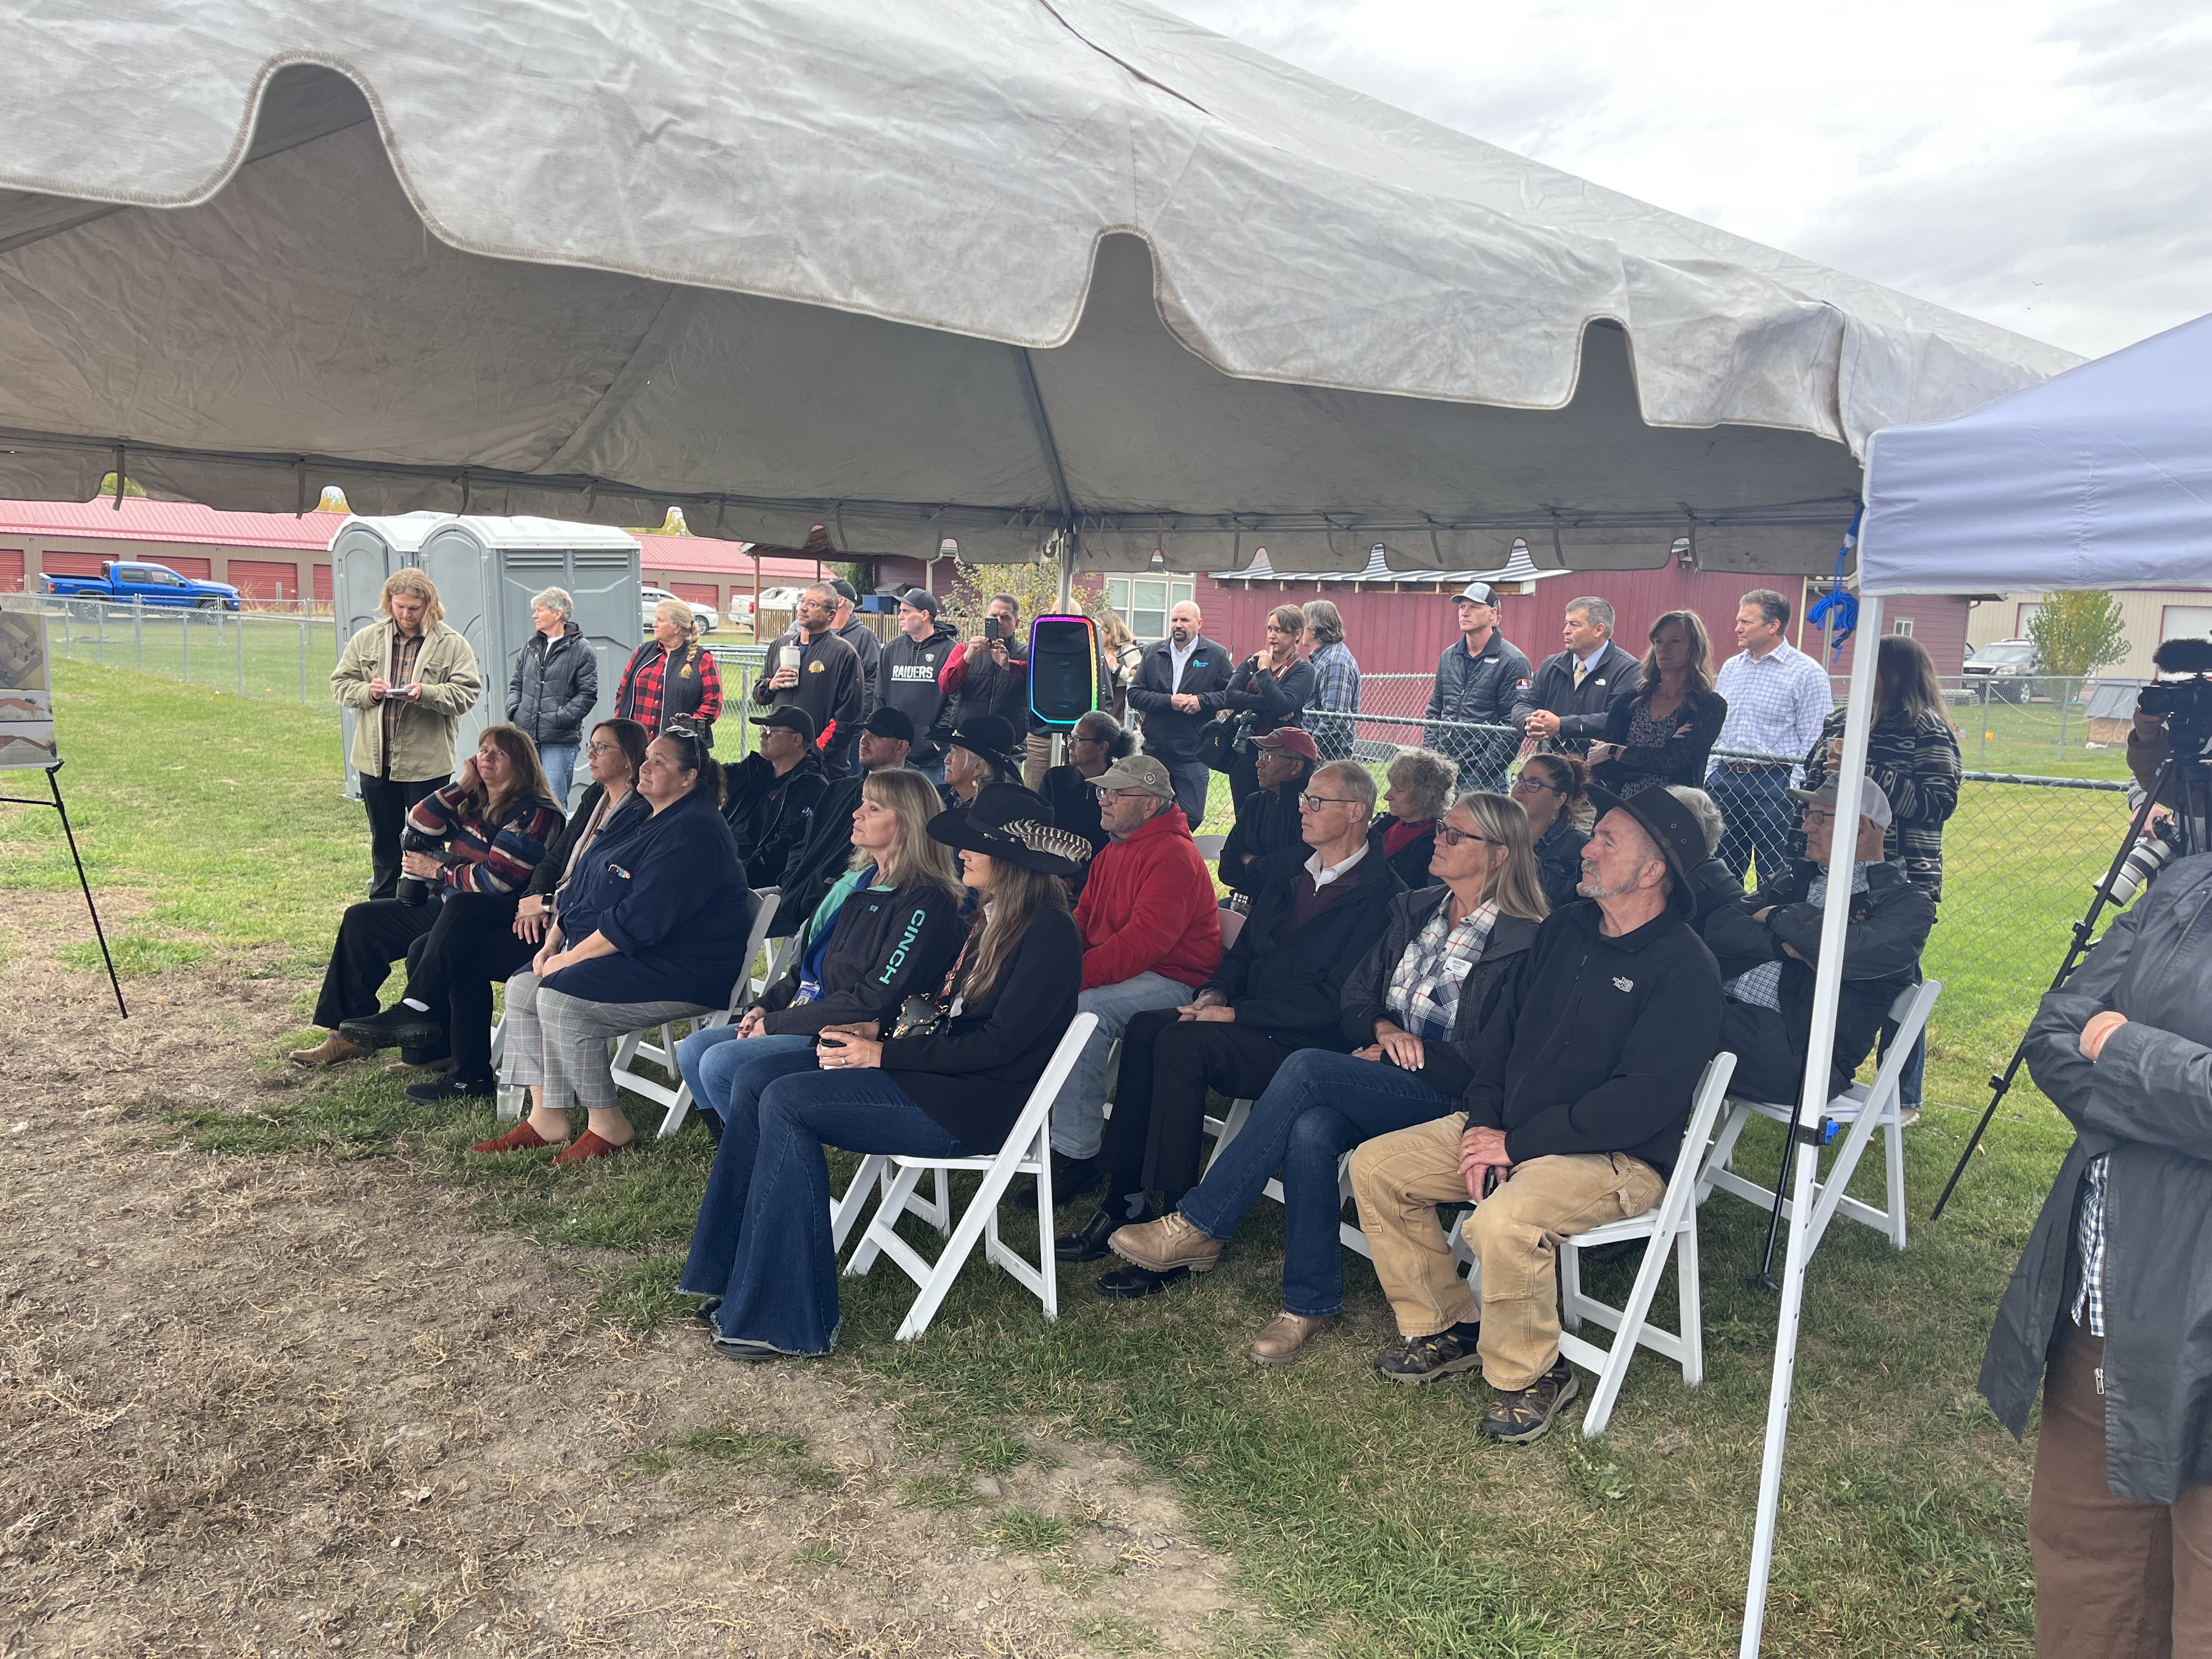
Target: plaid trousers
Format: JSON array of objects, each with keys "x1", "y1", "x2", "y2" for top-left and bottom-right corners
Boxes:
[{"x1": 500, "y1": 969, "x2": 712, "y2": 1115}]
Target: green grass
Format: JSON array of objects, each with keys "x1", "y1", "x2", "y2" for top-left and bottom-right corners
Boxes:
[{"x1": 4, "y1": 659, "x2": 2095, "y2": 1656}]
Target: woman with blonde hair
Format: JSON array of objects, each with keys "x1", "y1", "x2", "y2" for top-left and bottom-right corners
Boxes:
[
  {"x1": 1098, "y1": 608, "x2": 1144, "y2": 722},
  {"x1": 1588, "y1": 608, "x2": 1727, "y2": 795},
  {"x1": 1103, "y1": 789, "x2": 1548, "y2": 1364},
  {"x1": 1367, "y1": 747, "x2": 1459, "y2": 889},
  {"x1": 681, "y1": 783, "x2": 1087, "y2": 1359},
  {"x1": 674, "y1": 766, "x2": 968, "y2": 1134}
]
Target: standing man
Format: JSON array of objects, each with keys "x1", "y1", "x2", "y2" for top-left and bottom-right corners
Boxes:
[
  {"x1": 1707, "y1": 588, "x2": 1831, "y2": 884},
  {"x1": 1037, "y1": 753, "x2": 1222, "y2": 1200},
  {"x1": 1512, "y1": 596, "x2": 1641, "y2": 757},
  {"x1": 332, "y1": 569, "x2": 483, "y2": 900},
  {"x1": 505, "y1": 585, "x2": 598, "y2": 808},
  {"x1": 1126, "y1": 600, "x2": 1233, "y2": 831},
  {"x1": 1424, "y1": 582, "x2": 1533, "y2": 793},
  {"x1": 939, "y1": 591, "x2": 1031, "y2": 737},
  {"x1": 1347, "y1": 785, "x2": 1721, "y2": 1440},
  {"x1": 827, "y1": 577, "x2": 883, "y2": 721},
  {"x1": 754, "y1": 582, "x2": 865, "y2": 774},
  {"x1": 881, "y1": 588, "x2": 959, "y2": 784}
]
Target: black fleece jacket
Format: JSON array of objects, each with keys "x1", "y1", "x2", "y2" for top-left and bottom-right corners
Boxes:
[
  {"x1": 757, "y1": 877, "x2": 967, "y2": 1037},
  {"x1": 1205, "y1": 843, "x2": 1403, "y2": 1048},
  {"x1": 1463, "y1": 900, "x2": 1723, "y2": 1174},
  {"x1": 1339, "y1": 887, "x2": 1541, "y2": 1101}
]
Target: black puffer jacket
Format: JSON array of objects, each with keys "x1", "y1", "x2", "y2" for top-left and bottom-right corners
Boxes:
[
  {"x1": 757, "y1": 877, "x2": 967, "y2": 1037},
  {"x1": 506, "y1": 622, "x2": 599, "y2": 747},
  {"x1": 1339, "y1": 885, "x2": 1541, "y2": 1101},
  {"x1": 1204, "y1": 843, "x2": 1403, "y2": 1049},
  {"x1": 1983, "y1": 854, "x2": 2212, "y2": 1503}
]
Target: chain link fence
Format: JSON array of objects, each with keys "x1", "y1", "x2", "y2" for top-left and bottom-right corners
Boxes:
[{"x1": 33, "y1": 594, "x2": 339, "y2": 704}]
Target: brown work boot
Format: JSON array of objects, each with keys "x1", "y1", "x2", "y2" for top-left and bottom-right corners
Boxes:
[
  {"x1": 1478, "y1": 1358, "x2": 1581, "y2": 1444},
  {"x1": 1108, "y1": 1212, "x2": 1223, "y2": 1274},
  {"x1": 1249, "y1": 1311, "x2": 1337, "y2": 1367},
  {"x1": 287, "y1": 1033, "x2": 368, "y2": 1068}
]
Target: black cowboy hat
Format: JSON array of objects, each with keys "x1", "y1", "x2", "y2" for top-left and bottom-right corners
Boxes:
[
  {"x1": 929, "y1": 782, "x2": 1092, "y2": 876},
  {"x1": 944, "y1": 713, "x2": 1021, "y2": 769},
  {"x1": 1584, "y1": 783, "x2": 1706, "y2": 918}
]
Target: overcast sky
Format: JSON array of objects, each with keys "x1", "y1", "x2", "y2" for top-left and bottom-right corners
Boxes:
[{"x1": 1164, "y1": 0, "x2": 2210, "y2": 361}]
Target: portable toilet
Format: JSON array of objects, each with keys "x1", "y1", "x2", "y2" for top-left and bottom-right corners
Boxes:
[{"x1": 328, "y1": 513, "x2": 453, "y2": 798}]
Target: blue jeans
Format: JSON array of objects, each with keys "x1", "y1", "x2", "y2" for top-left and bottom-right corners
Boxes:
[
  {"x1": 679, "y1": 1068, "x2": 969, "y2": 1355},
  {"x1": 1164, "y1": 760, "x2": 1210, "y2": 832},
  {"x1": 538, "y1": 743, "x2": 579, "y2": 810},
  {"x1": 1179, "y1": 1048, "x2": 1453, "y2": 1319},
  {"x1": 1707, "y1": 766, "x2": 1794, "y2": 886},
  {"x1": 675, "y1": 1025, "x2": 817, "y2": 1122},
  {"x1": 1049, "y1": 972, "x2": 1196, "y2": 1159}
]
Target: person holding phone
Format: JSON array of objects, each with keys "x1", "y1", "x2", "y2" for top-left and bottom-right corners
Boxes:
[
  {"x1": 753, "y1": 582, "x2": 864, "y2": 771},
  {"x1": 939, "y1": 593, "x2": 1031, "y2": 736},
  {"x1": 678, "y1": 783, "x2": 1087, "y2": 1361}
]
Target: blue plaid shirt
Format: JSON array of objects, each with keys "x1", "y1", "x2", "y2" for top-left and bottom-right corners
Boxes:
[
  {"x1": 1712, "y1": 640, "x2": 1831, "y2": 774},
  {"x1": 1307, "y1": 639, "x2": 1360, "y2": 716}
]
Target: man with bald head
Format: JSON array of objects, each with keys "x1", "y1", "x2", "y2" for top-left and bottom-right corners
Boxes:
[
  {"x1": 1126, "y1": 600, "x2": 1234, "y2": 831},
  {"x1": 1348, "y1": 783, "x2": 1721, "y2": 1442}
]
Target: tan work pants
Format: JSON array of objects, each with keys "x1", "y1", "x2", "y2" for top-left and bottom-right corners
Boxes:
[
  {"x1": 1348, "y1": 1114, "x2": 1663, "y2": 1391},
  {"x1": 1023, "y1": 731, "x2": 1054, "y2": 793}
]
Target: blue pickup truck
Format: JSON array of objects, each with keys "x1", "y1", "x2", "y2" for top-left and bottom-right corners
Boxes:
[{"x1": 43, "y1": 560, "x2": 241, "y2": 611}]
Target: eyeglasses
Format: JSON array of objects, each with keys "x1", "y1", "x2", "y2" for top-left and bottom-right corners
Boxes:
[
  {"x1": 1072, "y1": 735, "x2": 1108, "y2": 747},
  {"x1": 1297, "y1": 794, "x2": 1359, "y2": 810},
  {"x1": 1434, "y1": 825, "x2": 1497, "y2": 847},
  {"x1": 1093, "y1": 787, "x2": 1155, "y2": 800},
  {"x1": 1511, "y1": 776, "x2": 1561, "y2": 794},
  {"x1": 585, "y1": 741, "x2": 620, "y2": 755}
]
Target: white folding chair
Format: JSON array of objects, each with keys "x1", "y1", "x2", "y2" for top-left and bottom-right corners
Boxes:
[
  {"x1": 1449, "y1": 1051, "x2": 1737, "y2": 1437},
  {"x1": 606, "y1": 889, "x2": 782, "y2": 1139},
  {"x1": 1697, "y1": 979, "x2": 1939, "y2": 1253},
  {"x1": 1201, "y1": 1096, "x2": 1372, "y2": 1260},
  {"x1": 832, "y1": 1013, "x2": 1099, "y2": 1340}
]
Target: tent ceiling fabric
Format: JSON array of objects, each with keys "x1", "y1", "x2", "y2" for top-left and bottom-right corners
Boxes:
[
  {"x1": 0, "y1": 2, "x2": 2076, "y2": 574},
  {"x1": 1861, "y1": 311, "x2": 2212, "y2": 596}
]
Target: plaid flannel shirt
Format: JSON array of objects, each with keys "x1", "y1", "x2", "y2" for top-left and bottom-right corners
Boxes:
[
  {"x1": 1798, "y1": 706, "x2": 1962, "y2": 900},
  {"x1": 1386, "y1": 898, "x2": 1498, "y2": 1042},
  {"x1": 2072, "y1": 1154, "x2": 2108, "y2": 1336},
  {"x1": 1712, "y1": 641, "x2": 1831, "y2": 776},
  {"x1": 616, "y1": 639, "x2": 723, "y2": 737}
]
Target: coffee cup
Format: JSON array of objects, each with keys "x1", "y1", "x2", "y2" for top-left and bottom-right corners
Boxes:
[{"x1": 780, "y1": 645, "x2": 802, "y2": 673}]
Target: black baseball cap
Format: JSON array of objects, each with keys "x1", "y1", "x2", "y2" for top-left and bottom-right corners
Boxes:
[
  {"x1": 749, "y1": 704, "x2": 818, "y2": 743},
  {"x1": 900, "y1": 588, "x2": 940, "y2": 617},
  {"x1": 863, "y1": 706, "x2": 916, "y2": 743},
  {"x1": 828, "y1": 577, "x2": 859, "y2": 605}
]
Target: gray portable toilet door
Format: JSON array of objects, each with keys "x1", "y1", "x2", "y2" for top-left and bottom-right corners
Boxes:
[
  {"x1": 417, "y1": 535, "x2": 495, "y2": 777},
  {"x1": 552, "y1": 550, "x2": 643, "y2": 763}
]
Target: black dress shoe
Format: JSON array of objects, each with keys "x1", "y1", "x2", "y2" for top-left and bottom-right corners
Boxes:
[
  {"x1": 1055, "y1": 1205, "x2": 1147, "y2": 1263},
  {"x1": 404, "y1": 1070, "x2": 496, "y2": 1105},
  {"x1": 1096, "y1": 1261, "x2": 1190, "y2": 1299},
  {"x1": 1013, "y1": 1152, "x2": 1101, "y2": 1212},
  {"x1": 340, "y1": 1004, "x2": 445, "y2": 1052}
]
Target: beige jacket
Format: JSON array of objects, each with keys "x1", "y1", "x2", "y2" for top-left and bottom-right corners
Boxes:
[{"x1": 332, "y1": 618, "x2": 483, "y2": 781}]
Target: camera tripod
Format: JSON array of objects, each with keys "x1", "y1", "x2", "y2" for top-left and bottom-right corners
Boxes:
[{"x1": 1929, "y1": 732, "x2": 2207, "y2": 1221}]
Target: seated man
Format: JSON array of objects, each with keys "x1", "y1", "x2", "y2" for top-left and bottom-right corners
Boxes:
[
  {"x1": 1057, "y1": 758, "x2": 1403, "y2": 1291},
  {"x1": 767, "y1": 705, "x2": 915, "y2": 938},
  {"x1": 722, "y1": 705, "x2": 831, "y2": 884},
  {"x1": 1031, "y1": 753, "x2": 1222, "y2": 1202},
  {"x1": 1700, "y1": 775, "x2": 1933, "y2": 1105},
  {"x1": 1348, "y1": 784, "x2": 1720, "y2": 1442},
  {"x1": 1218, "y1": 726, "x2": 1316, "y2": 898}
]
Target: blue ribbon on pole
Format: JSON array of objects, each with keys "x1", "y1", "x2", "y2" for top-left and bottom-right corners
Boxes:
[{"x1": 1807, "y1": 506, "x2": 1863, "y2": 665}]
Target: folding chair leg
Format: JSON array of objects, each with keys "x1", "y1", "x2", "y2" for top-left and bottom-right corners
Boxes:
[
  {"x1": 897, "y1": 1170, "x2": 1010, "y2": 1340},
  {"x1": 1883, "y1": 1119, "x2": 1908, "y2": 1250},
  {"x1": 846, "y1": 1161, "x2": 924, "y2": 1277},
  {"x1": 832, "y1": 1154, "x2": 891, "y2": 1253},
  {"x1": 1559, "y1": 1239, "x2": 1585, "y2": 1333},
  {"x1": 1581, "y1": 1220, "x2": 1679, "y2": 1437},
  {"x1": 1674, "y1": 1221, "x2": 1704, "y2": 1387},
  {"x1": 1698, "y1": 1102, "x2": 1753, "y2": 1203}
]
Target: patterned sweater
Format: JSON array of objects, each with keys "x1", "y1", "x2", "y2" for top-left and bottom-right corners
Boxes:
[
  {"x1": 407, "y1": 783, "x2": 565, "y2": 896},
  {"x1": 1798, "y1": 706, "x2": 1962, "y2": 900}
]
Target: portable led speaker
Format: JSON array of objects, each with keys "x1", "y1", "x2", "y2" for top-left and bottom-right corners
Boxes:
[{"x1": 1028, "y1": 614, "x2": 1100, "y2": 727}]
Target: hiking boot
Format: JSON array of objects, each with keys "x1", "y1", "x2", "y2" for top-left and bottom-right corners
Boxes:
[
  {"x1": 1478, "y1": 1358, "x2": 1581, "y2": 1443},
  {"x1": 1109, "y1": 1212, "x2": 1223, "y2": 1274},
  {"x1": 1249, "y1": 1312, "x2": 1336, "y2": 1367},
  {"x1": 1373, "y1": 1325, "x2": 1483, "y2": 1385},
  {"x1": 287, "y1": 1034, "x2": 368, "y2": 1068}
]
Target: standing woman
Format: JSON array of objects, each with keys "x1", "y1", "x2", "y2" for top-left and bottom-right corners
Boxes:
[
  {"x1": 1301, "y1": 600, "x2": 1361, "y2": 761},
  {"x1": 1098, "y1": 610, "x2": 1145, "y2": 724},
  {"x1": 616, "y1": 599, "x2": 724, "y2": 743},
  {"x1": 1366, "y1": 748, "x2": 1459, "y2": 890},
  {"x1": 679, "y1": 784, "x2": 1088, "y2": 1360},
  {"x1": 1511, "y1": 751, "x2": 1593, "y2": 913},
  {"x1": 475, "y1": 727, "x2": 752, "y2": 1161},
  {"x1": 1798, "y1": 633, "x2": 1962, "y2": 899},
  {"x1": 1587, "y1": 610, "x2": 1728, "y2": 796},
  {"x1": 1222, "y1": 604, "x2": 1317, "y2": 808},
  {"x1": 506, "y1": 586, "x2": 599, "y2": 808}
]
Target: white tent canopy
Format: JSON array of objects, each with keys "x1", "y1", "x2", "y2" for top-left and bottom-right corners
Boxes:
[
  {"x1": 0, "y1": 0, "x2": 2074, "y2": 572},
  {"x1": 1861, "y1": 312, "x2": 2212, "y2": 595}
]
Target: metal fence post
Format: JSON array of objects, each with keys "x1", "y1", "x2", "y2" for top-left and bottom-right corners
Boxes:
[
  {"x1": 237, "y1": 610, "x2": 246, "y2": 696},
  {"x1": 133, "y1": 596, "x2": 143, "y2": 672},
  {"x1": 180, "y1": 606, "x2": 188, "y2": 682},
  {"x1": 96, "y1": 600, "x2": 106, "y2": 666},
  {"x1": 300, "y1": 613, "x2": 309, "y2": 703},
  {"x1": 1978, "y1": 682, "x2": 1989, "y2": 765},
  {"x1": 2058, "y1": 679, "x2": 2069, "y2": 756}
]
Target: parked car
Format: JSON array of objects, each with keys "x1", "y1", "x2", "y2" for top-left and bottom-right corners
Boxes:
[
  {"x1": 41, "y1": 560, "x2": 241, "y2": 611},
  {"x1": 641, "y1": 584, "x2": 717, "y2": 634},
  {"x1": 755, "y1": 585, "x2": 806, "y2": 613},
  {"x1": 1962, "y1": 638, "x2": 2035, "y2": 702}
]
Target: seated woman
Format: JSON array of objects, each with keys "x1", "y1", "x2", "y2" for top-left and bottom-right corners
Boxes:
[
  {"x1": 1512, "y1": 750, "x2": 1593, "y2": 913},
  {"x1": 678, "y1": 783, "x2": 1089, "y2": 1359},
  {"x1": 290, "y1": 725, "x2": 565, "y2": 1067},
  {"x1": 674, "y1": 768, "x2": 967, "y2": 1138},
  {"x1": 1056, "y1": 758, "x2": 1402, "y2": 1294},
  {"x1": 1105, "y1": 791, "x2": 1548, "y2": 1360},
  {"x1": 940, "y1": 714, "x2": 1022, "y2": 809},
  {"x1": 1588, "y1": 608, "x2": 1727, "y2": 797},
  {"x1": 1040, "y1": 710, "x2": 1130, "y2": 890},
  {"x1": 1217, "y1": 728, "x2": 1316, "y2": 899},
  {"x1": 336, "y1": 718, "x2": 651, "y2": 1101},
  {"x1": 1366, "y1": 747, "x2": 1459, "y2": 890},
  {"x1": 473, "y1": 727, "x2": 753, "y2": 1163}
]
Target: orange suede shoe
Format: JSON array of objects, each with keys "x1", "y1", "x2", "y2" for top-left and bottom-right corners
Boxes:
[
  {"x1": 470, "y1": 1121, "x2": 563, "y2": 1155},
  {"x1": 551, "y1": 1128, "x2": 636, "y2": 1165}
]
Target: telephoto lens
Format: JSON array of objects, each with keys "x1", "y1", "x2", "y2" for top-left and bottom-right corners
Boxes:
[{"x1": 2100, "y1": 828, "x2": 2177, "y2": 908}]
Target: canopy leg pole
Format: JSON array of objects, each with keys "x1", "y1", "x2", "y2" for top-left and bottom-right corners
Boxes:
[{"x1": 1739, "y1": 594, "x2": 1883, "y2": 1656}]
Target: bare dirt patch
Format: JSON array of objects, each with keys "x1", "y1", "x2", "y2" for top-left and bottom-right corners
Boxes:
[{"x1": 0, "y1": 896, "x2": 1284, "y2": 1657}]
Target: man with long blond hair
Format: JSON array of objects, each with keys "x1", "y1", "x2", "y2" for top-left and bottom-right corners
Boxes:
[{"x1": 332, "y1": 569, "x2": 483, "y2": 899}]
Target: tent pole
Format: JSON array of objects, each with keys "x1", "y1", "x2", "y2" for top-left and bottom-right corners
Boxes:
[{"x1": 1739, "y1": 590, "x2": 1884, "y2": 1657}]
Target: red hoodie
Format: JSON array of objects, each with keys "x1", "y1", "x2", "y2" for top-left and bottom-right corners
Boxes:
[{"x1": 1072, "y1": 804, "x2": 1222, "y2": 992}]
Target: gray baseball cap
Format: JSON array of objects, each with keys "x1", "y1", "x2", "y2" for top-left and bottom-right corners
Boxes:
[
  {"x1": 1449, "y1": 582, "x2": 1498, "y2": 607},
  {"x1": 1091, "y1": 754, "x2": 1175, "y2": 799}
]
